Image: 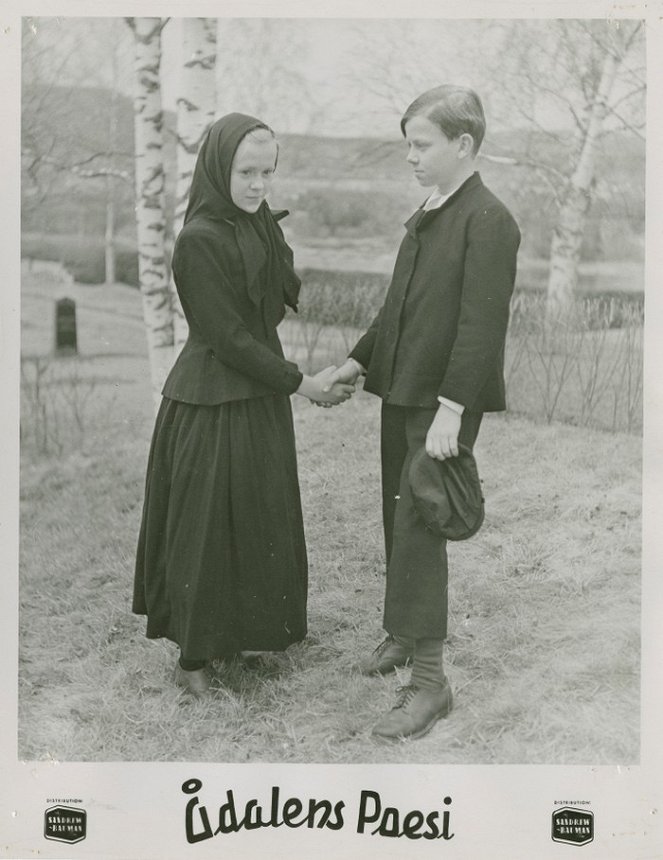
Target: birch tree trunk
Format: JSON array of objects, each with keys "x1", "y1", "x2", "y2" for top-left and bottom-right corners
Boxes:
[
  {"x1": 545, "y1": 25, "x2": 638, "y2": 321},
  {"x1": 129, "y1": 17, "x2": 173, "y2": 407},
  {"x1": 104, "y1": 45, "x2": 120, "y2": 287},
  {"x1": 104, "y1": 181, "x2": 116, "y2": 286},
  {"x1": 170, "y1": 17, "x2": 217, "y2": 354}
]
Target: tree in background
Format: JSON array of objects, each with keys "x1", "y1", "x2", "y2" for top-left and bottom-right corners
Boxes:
[
  {"x1": 127, "y1": 16, "x2": 172, "y2": 407},
  {"x1": 169, "y1": 17, "x2": 217, "y2": 353},
  {"x1": 214, "y1": 19, "x2": 325, "y2": 133},
  {"x1": 495, "y1": 19, "x2": 645, "y2": 319},
  {"x1": 21, "y1": 17, "x2": 645, "y2": 317},
  {"x1": 350, "y1": 18, "x2": 645, "y2": 316},
  {"x1": 544, "y1": 20, "x2": 644, "y2": 319},
  {"x1": 22, "y1": 18, "x2": 134, "y2": 285}
]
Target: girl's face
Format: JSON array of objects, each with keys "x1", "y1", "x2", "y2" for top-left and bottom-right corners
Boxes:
[
  {"x1": 403, "y1": 114, "x2": 471, "y2": 193},
  {"x1": 230, "y1": 135, "x2": 278, "y2": 213}
]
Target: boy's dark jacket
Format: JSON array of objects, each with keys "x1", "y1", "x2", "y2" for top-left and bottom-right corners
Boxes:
[{"x1": 350, "y1": 172, "x2": 521, "y2": 413}]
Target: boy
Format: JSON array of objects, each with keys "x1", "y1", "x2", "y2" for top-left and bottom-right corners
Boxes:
[{"x1": 327, "y1": 85, "x2": 520, "y2": 740}]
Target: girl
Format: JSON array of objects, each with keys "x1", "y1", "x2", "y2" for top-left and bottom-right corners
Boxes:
[{"x1": 133, "y1": 113, "x2": 353, "y2": 695}]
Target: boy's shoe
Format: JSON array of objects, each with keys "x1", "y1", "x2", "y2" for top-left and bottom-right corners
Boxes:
[
  {"x1": 360, "y1": 635, "x2": 414, "y2": 675},
  {"x1": 371, "y1": 682, "x2": 453, "y2": 740},
  {"x1": 174, "y1": 663, "x2": 211, "y2": 696}
]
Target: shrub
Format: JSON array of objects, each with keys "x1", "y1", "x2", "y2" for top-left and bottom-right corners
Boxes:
[
  {"x1": 294, "y1": 189, "x2": 406, "y2": 239},
  {"x1": 505, "y1": 292, "x2": 643, "y2": 432},
  {"x1": 297, "y1": 268, "x2": 388, "y2": 328},
  {"x1": 287, "y1": 268, "x2": 643, "y2": 433},
  {"x1": 510, "y1": 287, "x2": 644, "y2": 332},
  {"x1": 21, "y1": 233, "x2": 139, "y2": 287}
]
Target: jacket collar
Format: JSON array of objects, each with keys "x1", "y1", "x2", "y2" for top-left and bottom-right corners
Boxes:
[{"x1": 404, "y1": 172, "x2": 482, "y2": 237}]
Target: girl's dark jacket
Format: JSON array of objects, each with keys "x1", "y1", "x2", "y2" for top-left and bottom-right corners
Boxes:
[
  {"x1": 162, "y1": 212, "x2": 303, "y2": 406},
  {"x1": 350, "y1": 172, "x2": 521, "y2": 413}
]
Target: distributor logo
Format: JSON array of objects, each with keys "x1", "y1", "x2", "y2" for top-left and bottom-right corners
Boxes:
[
  {"x1": 44, "y1": 805, "x2": 87, "y2": 844},
  {"x1": 551, "y1": 807, "x2": 594, "y2": 846}
]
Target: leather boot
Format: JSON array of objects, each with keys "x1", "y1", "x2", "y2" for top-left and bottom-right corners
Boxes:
[
  {"x1": 371, "y1": 682, "x2": 453, "y2": 740},
  {"x1": 360, "y1": 634, "x2": 414, "y2": 675},
  {"x1": 371, "y1": 638, "x2": 451, "y2": 740}
]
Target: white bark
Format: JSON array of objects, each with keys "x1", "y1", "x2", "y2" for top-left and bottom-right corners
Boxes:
[
  {"x1": 104, "y1": 182, "x2": 116, "y2": 286},
  {"x1": 130, "y1": 17, "x2": 173, "y2": 407},
  {"x1": 545, "y1": 24, "x2": 640, "y2": 320},
  {"x1": 104, "y1": 49, "x2": 120, "y2": 287},
  {"x1": 170, "y1": 17, "x2": 217, "y2": 354}
]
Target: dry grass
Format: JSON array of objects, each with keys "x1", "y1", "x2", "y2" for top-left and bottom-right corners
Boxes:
[{"x1": 18, "y1": 275, "x2": 641, "y2": 764}]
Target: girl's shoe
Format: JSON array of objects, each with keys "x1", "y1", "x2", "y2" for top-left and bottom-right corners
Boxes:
[{"x1": 174, "y1": 663, "x2": 211, "y2": 696}]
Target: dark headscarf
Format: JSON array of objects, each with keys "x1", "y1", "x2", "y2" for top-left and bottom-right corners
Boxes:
[{"x1": 184, "y1": 112, "x2": 300, "y2": 311}]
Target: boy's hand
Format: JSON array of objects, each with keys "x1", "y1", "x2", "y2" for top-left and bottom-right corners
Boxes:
[
  {"x1": 298, "y1": 366, "x2": 355, "y2": 406},
  {"x1": 322, "y1": 359, "x2": 363, "y2": 391},
  {"x1": 426, "y1": 403, "x2": 461, "y2": 460}
]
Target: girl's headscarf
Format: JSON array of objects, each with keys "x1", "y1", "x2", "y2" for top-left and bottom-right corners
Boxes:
[{"x1": 184, "y1": 112, "x2": 300, "y2": 311}]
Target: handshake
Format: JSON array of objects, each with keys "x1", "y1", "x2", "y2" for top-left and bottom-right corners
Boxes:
[{"x1": 297, "y1": 358, "x2": 364, "y2": 408}]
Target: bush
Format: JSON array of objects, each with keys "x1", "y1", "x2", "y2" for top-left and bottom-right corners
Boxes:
[
  {"x1": 510, "y1": 286, "x2": 644, "y2": 332},
  {"x1": 294, "y1": 189, "x2": 406, "y2": 239},
  {"x1": 287, "y1": 267, "x2": 643, "y2": 433},
  {"x1": 21, "y1": 233, "x2": 139, "y2": 287},
  {"x1": 505, "y1": 292, "x2": 643, "y2": 432},
  {"x1": 297, "y1": 268, "x2": 388, "y2": 328}
]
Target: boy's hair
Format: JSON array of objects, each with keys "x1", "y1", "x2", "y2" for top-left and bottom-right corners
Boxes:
[{"x1": 400, "y1": 85, "x2": 486, "y2": 155}]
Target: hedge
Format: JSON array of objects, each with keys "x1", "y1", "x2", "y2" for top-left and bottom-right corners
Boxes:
[{"x1": 21, "y1": 234, "x2": 139, "y2": 287}]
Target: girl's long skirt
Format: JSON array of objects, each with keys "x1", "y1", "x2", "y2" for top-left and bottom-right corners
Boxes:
[{"x1": 132, "y1": 395, "x2": 308, "y2": 659}]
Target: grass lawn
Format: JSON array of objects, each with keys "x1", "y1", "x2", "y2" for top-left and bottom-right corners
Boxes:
[{"x1": 18, "y1": 275, "x2": 641, "y2": 764}]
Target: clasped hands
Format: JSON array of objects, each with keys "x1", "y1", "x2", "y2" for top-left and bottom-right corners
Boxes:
[
  {"x1": 300, "y1": 359, "x2": 462, "y2": 458},
  {"x1": 296, "y1": 359, "x2": 363, "y2": 408},
  {"x1": 298, "y1": 362, "x2": 462, "y2": 458}
]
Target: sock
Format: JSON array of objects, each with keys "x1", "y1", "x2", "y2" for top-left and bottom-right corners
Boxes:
[{"x1": 411, "y1": 638, "x2": 446, "y2": 690}]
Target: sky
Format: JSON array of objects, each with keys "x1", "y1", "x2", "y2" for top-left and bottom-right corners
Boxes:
[{"x1": 21, "y1": 15, "x2": 585, "y2": 140}]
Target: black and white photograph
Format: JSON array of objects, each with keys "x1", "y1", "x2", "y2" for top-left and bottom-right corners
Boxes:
[{"x1": 1, "y1": 1, "x2": 662, "y2": 858}]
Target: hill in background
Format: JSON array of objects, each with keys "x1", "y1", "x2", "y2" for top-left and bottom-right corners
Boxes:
[{"x1": 22, "y1": 84, "x2": 645, "y2": 282}]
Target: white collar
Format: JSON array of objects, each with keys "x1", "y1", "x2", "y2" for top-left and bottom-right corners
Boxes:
[{"x1": 423, "y1": 179, "x2": 467, "y2": 211}]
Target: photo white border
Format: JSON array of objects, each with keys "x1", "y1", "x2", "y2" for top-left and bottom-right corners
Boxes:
[{"x1": 2, "y1": 1, "x2": 661, "y2": 858}]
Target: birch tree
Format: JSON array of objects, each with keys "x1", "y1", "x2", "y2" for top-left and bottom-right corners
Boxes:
[
  {"x1": 215, "y1": 19, "x2": 324, "y2": 132},
  {"x1": 492, "y1": 19, "x2": 645, "y2": 320},
  {"x1": 22, "y1": 17, "x2": 133, "y2": 278},
  {"x1": 351, "y1": 19, "x2": 644, "y2": 318},
  {"x1": 544, "y1": 20, "x2": 644, "y2": 319},
  {"x1": 170, "y1": 17, "x2": 217, "y2": 353},
  {"x1": 127, "y1": 16, "x2": 173, "y2": 407}
]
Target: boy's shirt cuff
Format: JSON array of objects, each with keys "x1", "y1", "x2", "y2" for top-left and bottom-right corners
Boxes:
[{"x1": 437, "y1": 395, "x2": 465, "y2": 415}]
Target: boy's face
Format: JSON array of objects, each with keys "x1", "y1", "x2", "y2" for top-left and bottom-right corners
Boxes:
[{"x1": 403, "y1": 115, "x2": 469, "y2": 194}]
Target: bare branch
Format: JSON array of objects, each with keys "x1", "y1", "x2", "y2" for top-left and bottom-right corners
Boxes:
[
  {"x1": 25, "y1": 152, "x2": 132, "y2": 185},
  {"x1": 480, "y1": 151, "x2": 567, "y2": 186},
  {"x1": 600, "y1": 109, "x2": 646, "y2": 141},
  {"x1": 609, "y1": 83, "x2": 647, "y2": 112}
]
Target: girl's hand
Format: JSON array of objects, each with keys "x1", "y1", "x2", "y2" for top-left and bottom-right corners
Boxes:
[{"x1": 297, "y1": 366, "x2": 355, "y2": 406}]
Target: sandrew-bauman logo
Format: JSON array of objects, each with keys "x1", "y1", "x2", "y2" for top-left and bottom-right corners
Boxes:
[
  {"x1": 551, "y1": 806, "x2": 594, "y2": 846},
  {"x1": 44, "y1": 805, "x2": 87, "y2": 844}
]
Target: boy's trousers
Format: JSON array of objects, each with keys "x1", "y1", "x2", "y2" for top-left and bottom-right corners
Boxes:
[{"x1": 380, "y1": 403, "x2": 483, "y2": 640}]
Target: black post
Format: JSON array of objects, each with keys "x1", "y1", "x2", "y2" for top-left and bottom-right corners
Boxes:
[{"x1": 55, "y1": 297, "x2": 78, "y2": 355}]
